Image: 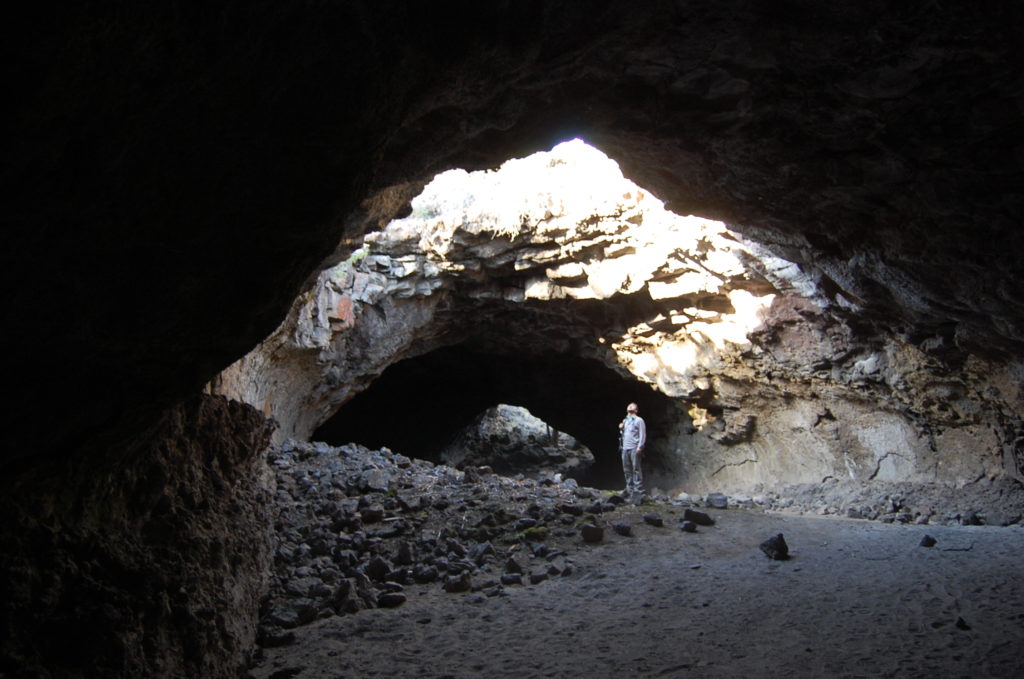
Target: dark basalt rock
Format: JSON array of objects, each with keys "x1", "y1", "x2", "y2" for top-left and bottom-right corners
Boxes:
[
  {"x1": 580, "y1": 524, "x2": 604, "y2": 543},
  {"x1": 443, "y1": 573, "x2": 473, "y2": 594},
  {"x1": 377, "y1": 592, "x2": 407, "y2": 609},
  {"x1": 684, "y1": 509, "x2": 715, "y2": 527},
  {"x1": 500, "y1": 573, "x2": 523, "y2": 586},
  {"x1": 760, "y1": 534, "x2": 790, "y2": 561},
  {"x1": 643, "y1": 514, "x2": 665, "y2": 527}
]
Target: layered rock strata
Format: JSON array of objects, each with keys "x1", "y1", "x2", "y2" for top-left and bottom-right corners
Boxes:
[{"x1": 215, "y1": 143, "x2": 1024, "y2": 500}]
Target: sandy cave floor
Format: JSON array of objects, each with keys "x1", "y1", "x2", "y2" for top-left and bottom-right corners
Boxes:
[{"x1": 248, "y1": 506, "x2": 1024, "y2": 679}]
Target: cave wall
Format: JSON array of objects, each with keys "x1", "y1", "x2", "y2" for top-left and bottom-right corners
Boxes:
[
  {"x1": 217, "y1": 143, "x2": 1024, "y2": 500},
  {"x1": 0, "y1": 396, "x2": 274, "y2": 678},
  {"x1": 646, "y1": 300, "x2": 1024, "y2": 494}
]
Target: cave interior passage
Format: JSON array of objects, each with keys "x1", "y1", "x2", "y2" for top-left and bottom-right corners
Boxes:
[{"x1": 314, "y1": 344, "x2": 682, "y2": 489}]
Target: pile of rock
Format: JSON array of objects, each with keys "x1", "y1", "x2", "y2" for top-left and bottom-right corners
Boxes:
[
  {"x1": 258, "y1": 440, "x2": 613, "y2": 647},
  {"x1": 439, "y1": 404, "x2": 594, "y2": 479},
  {"x1": 674, "y1": 479, "x2": 1024, "y2": 526}
]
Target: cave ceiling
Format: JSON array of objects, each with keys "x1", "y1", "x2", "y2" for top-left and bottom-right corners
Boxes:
[{"x1": 7, "y1": 1, "x2": 1023, "y2": 466}]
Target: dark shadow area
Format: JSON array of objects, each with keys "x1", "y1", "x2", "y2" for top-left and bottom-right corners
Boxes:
[{"x1": 314, "y1": 344, "x2": 679, "y2": 489}]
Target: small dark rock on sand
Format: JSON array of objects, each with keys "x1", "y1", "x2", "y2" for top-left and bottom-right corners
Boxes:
[
  {"x1": 684, "y1": 508, "x2": 715, "y2": 526},
  {"x1": 679, "y1": 521, "x2": 698, "y2": 533},
  {"x1": 643, "y1": 514, "x2": 664, "y2": 527},
  {"x1": 612, "y1": 522, "x2": 632, "y2": 537},
  {"x1": 760, "y1": 533, "x2": 789, "y2": 560},
  {"x1": 580, "y1": 523, "x2": 604, "y2": 543},
  {"x1": 920, "y1": 534, "x2": 937, "y2": 548}
]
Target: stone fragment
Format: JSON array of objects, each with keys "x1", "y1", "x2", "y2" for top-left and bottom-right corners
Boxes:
[
  {"x1": 643, "y1": 513, "x2": 664, "y2": 527},
  {"x1": 443, "y1": 573, "x2": 472, "y2": 593},
  {"x1": 679, "y1": 521, "x2": 697, "y2": 533},
  {"x1": 377, "y1": 592, "x2": 407, "y2": 608},
  {"x1": 706, "y1": 492, "x2": 729, "y2": 509},
  {"x1": 263, "y1": 599, "x2": 318, "y2": 629},
  {"x1": 445, "y1": 538, "x2": 468, "y2": 558},
  {"x1": 363, "y1": 556, "x2": 391, "y2": 582},
  {"x1": 558, "y1": 503, "x2": 584, "y2": 516},
  {"x1": 919, "y1": 535, "x2": 937, "y2": 548},
  {"x1": 684, "y1": 509, "x2": 715, "y2": 526},
  {"x1": 394, "y1": 540, "x2": 415, "y2": 565},
  {"x1": 468, "y1": 541, "x2": 496, "y2": 565},
  {"x1": 505, "y1": 556, "x2": 524, "y2": 574},
  {"x1": 361, "y1": 469, "x2": 390, "y2": 492},
  {"x1": 759, "y1": 533, "x2": 789, "y2": 560},
  {"x1": 612, "y1": 522, "x2": 632, "y2": 537},
  {"x1": 500, "y1": 573, "x2": 523, "y2": 586},
  {"x1": 361, "y1": 503, "x2": 385, "y2": 523},
  {"x1": 529, "y1": 572, "x2": 549, "y2": 585},
  {"x1": 580, "y1": 523, "x2": 604, "y2": 543},
  {"x1": 412, "y1": 565, "x2": 439, "y2": 584}
]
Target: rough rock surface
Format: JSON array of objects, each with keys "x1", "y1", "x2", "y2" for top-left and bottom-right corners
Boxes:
[
  {"x1": 216, "y1": 142, "x2": 1024, "y2": 502},
  {"x1": 439, "y1": 404, "x2": 594, "y2": 479},
  {"x1": 0, "y1": 396, "x2": 275, "y2": 678}
]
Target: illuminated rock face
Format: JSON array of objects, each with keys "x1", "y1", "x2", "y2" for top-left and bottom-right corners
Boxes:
[
  {"x1": 438, "y1": 404, "x2": 595, "y2": 479},
  {"x1": 215, "y1": 142, "x2": 1023, "y2": 496}
]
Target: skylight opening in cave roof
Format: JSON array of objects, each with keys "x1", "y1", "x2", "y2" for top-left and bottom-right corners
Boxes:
[
  {"x1": 388, "y1": 138, "x2": 711, "y2": 247},
  {"x1": 361, "y1": 140, "x2": 791, "y2": 359}
]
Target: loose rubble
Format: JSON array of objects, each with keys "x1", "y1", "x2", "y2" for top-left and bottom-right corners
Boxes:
[
  {"x1": 258, "y1": 439, "x2": 691, "y2": 646},
  {"x1": 677, "y1": 481, "x2": 1024, "y2": 527},
  {"x1": 439, "y1": 404, "x2": 595, "y2": 479}
]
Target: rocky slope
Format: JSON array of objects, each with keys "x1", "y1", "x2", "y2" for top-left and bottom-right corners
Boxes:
[{"x1": 438, "y1": 404, "x2": 595, "y2": 479}]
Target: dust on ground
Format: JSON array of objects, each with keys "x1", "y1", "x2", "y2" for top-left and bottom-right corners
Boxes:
[{"x1": 249, "y1": 502, "x2": 1024, "y2": 679}]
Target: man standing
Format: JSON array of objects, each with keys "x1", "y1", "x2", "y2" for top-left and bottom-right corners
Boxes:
[{"x1": 619, "y1": 402, "x2": 646, "y2": 496}]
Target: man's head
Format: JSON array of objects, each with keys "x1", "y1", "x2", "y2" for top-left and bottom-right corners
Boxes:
[{"x1": 627, "y1": 402, "x2": 639, "y2": 415}]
